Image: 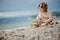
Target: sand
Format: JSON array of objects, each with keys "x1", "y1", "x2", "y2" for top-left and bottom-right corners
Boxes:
[{"x1": 0, "y1": 21, "x2": 60, "y2": 40}]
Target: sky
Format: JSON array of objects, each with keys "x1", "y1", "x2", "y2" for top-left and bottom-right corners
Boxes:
[
  {"x1": 0, "y1": 0, "x2": 60, "y2": 18},
  {"x1": 0, "y1": 0, "x2": 60, "y2": 12}
]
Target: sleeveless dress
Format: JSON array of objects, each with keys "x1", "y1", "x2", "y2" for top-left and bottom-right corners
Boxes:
[
  {"x1": 31, "y1": 12, "x2": 49, "y2": 27},
  {"x1": 36, "y1": 13, "x2": 49, "y2": 22}
]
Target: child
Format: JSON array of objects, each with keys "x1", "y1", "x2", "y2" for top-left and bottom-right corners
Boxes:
[{"x1": 30, "y1": 2, "x2": 53, "y2": 28}]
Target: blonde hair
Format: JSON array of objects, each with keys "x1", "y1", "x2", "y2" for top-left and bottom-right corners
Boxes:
[{"x1": 38, "y1": 2, "x2": 48, "y2": 12}]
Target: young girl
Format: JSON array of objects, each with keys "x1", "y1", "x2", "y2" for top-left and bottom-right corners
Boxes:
[{"x1": 30, "y1": 2, "x2": 53, "y2": 28}]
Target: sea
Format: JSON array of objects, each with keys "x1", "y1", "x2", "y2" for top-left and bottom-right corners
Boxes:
[{"x1": 0, "y1": 16, "x2": 34, "y2": 30}]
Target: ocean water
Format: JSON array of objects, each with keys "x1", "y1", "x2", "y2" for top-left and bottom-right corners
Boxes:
[
  {"x1": 0, "y1": 16, "x2": 33, "y2": 30},
  {"x1": 0, "y1": 12, "x2": 60, "y2": 30}
]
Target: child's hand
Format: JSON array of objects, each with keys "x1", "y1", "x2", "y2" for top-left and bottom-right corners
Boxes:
[
  {"x1": 37, "y1": 19, "x2": 41, "y2": 22},
  {"x1": 41, "y1": 23, "x2": 46, "y2": 26}
]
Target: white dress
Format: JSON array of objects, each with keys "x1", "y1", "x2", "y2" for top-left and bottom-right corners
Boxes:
[
  {"x1": 36, "y1": 12, "x2": 49, "y2": 22},
  {"x1": 31, "y1": 12, "x2": 52, "y2": 27}
]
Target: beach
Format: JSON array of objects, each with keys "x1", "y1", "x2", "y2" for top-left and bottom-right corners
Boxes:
[
  {"x1": 0, "y1": 0, "x2": 60, "y2": 40},
  {"x1": 0, "y1": 21, "x2": 60, "y2": 40}
]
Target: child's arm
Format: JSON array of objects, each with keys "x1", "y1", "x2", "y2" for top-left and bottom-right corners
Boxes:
[
  {"x1": 44, "y1": 12, "x2": 53, "y2": 24},
  {"x1": 36, "y1": 14, "x2": 42, "y2": 22}
]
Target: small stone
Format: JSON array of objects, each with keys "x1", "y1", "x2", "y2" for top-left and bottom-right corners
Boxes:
[
  {"x1": 50, "y1": 31, "x2": 53, "y2": 33},
  {"x1": 5, "y1": 34, "x2": 7, "y2": 36},
  {"x1": 45, "y1": 31, "x2": 48, "y2": 33},
  {"x1": 58, "y1": 36, "x2": 60, "y2": 40},
  {"x1": 14, "y1": 35, "x2": 18, "y2": 36},
  {"x1": 56, "y1": 22, "x2": 59, "y2": 24},
  {"x1": 9, "y1": 34, "x2": 12, "y2": 36},
  {"x1": 0, "y1": 37, "x2": 4, "y2": 40},
  {"x1": 51, "y1": 26, "x2": 53, "y2": 28},
  {"x1": 22, "y1": 35, "x2": 25, "y2": 37},
  {"x1": 59, "y1": 34, "x2": 60, "y2": 37}
]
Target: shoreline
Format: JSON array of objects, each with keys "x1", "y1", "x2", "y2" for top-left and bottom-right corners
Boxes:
[
  {"x1": 0, "y1": 27, "x2": 28, "y2": 31},
  {"x1": 0, "y1": 21, "x2": 60, "y2": 31}
]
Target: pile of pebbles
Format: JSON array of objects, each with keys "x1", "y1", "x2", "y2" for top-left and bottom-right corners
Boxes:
[{"x1": 0, "y1": 21, "x2": 60, "y2": 40}]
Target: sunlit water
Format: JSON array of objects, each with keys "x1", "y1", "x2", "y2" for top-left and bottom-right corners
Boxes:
[
  {"x1": 0, "y1": 14, "x2": 60, "y2": 30},
  {"x1": 0, "y1": 16, "x2": 33, "y2": 30}
]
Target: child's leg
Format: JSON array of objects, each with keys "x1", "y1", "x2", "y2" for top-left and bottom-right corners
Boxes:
[{"x1": 30, "y1": 20, "x2": 41, "y2": 28}]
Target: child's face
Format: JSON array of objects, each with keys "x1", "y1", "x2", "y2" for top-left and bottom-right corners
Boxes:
[
  {"x1": 38, "y1": 8, "x2": 47, "y2": 12},
  {"x1": 38, "y1": 8, "x2": 46, "y2": 12}
]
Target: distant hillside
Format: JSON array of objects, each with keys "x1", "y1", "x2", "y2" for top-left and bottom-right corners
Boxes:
[{"x1": 52, "y1": 12, "x2": 60, "y2": 16}]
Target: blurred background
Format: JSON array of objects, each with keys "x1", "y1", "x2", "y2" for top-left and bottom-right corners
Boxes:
[{"x1": 0, "y1": 0, "x2": 60, "y2": 30}]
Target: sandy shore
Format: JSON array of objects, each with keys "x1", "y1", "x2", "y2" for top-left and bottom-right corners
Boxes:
[{"x1": 0, "y1": 21, "x2": 60, "y2": 40}]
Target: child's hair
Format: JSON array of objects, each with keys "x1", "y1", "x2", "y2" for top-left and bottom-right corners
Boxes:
[{"x1": 38, "y1": 2, "x2": 48, "y2": 12}]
